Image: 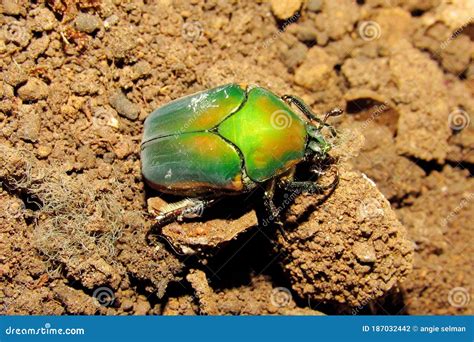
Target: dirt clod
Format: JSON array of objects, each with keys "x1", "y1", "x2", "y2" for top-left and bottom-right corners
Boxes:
[{"x1": 278, "y1": 167, "x2": 413, "y2": 307}]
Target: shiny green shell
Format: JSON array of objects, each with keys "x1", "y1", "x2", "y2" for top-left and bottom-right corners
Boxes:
[{"x1": 141, "y1": 84, "x2": 307, "y2": 195}]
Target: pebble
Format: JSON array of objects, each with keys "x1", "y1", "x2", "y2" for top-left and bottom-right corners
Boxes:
[
  {"x1": 75, "y1": 13, "x2": 102, "y2": 34},
  {"x1": 134, "y1": 296, "x2": 151, "y2": 315},
  {"x1": 17, "y1": 78, "x2": 49, "y2": 101},
  {"x1": 121, "y1": 298, "x2": 134, "y2": 312},
  {"x1": 281, "y1": 42, "x2": 307, "y2": 69},
  {"x1": 30, "y1": 7, "x2": 56, "y2": 32},
  {"x1": 114, "y1": 138, "x2": 133, "y2": 159},
  {"x1": 270, "y1": 0, "x2": 302, "y2": 20},
  {"x1": 27, "y1": 35, "x2": 50, "y2": 59},
  {"x1": 19, "y1": 104, "x2": 41, "y2": 142},
  {"x1": 307, "y1": 0, "x2": 323, "y2": 12},
  {"x1": 294, "y1": 47, "x2": 336, "y2": 91},
  {"x1": 109, "y1": 91, "x2": 139, "y2": 120},
  {"x1": 103, "y1": 14, "x2": 119, "y2": 30},
  {"x1": 292, "y1": 24, "x2": 318, "y2": 42},
  {"x1": 316, "y1": 31, "x2": 329, "y2": 46},
  {"x1": 2, "y1": 0, "x2": 21, "y2": 15},
  {"x1": 132, "y1": 60, "x2": 152, "y2": 80},
  {"x1": 4, "y1": 65, "x2": 27, "y2": 87},
  {"x1": 353, "y1": 242, "x2": 377, "y2": 263},
  {"x1": 37, "y1": 145, "x2": 52, "y2": 159}
]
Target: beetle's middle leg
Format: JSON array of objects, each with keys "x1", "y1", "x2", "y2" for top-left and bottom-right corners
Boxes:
[
  {"x1": 262, "y1": 179, "x2": 288, "y2": 234},
  {"x1": 279, "y1": 164, "x2": 339, "y2": 194},
  {"x1": 262, "y1": 179, "x2": 281, "y2": 224},
  {"x1": 156, "y1": 198, "x2": 215, "y2": 225}
]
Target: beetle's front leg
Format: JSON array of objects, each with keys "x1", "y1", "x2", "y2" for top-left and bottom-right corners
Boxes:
[
  {"x1": 156, "y1": 198, "x2": 214, "y2": 225},
  {"x1": 282, "y1": 176, "x2": 339, "y2": 195}
]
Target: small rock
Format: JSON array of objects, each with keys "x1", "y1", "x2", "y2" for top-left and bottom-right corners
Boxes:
[
  {"x1": 353, "y1": 242, "x2": 377, "y2": 263},
  {"x1": 121, "y1": 298, "x2": 134, "y2": 312},
  {"x1": 4, "y1": 64, "x2": 28, "y2": 87},
  {"x1": 307, "y1": 0, "x2": 323, "y2": 12},
  {"x1": 103, "y1": 14, "x2": 119, "y2": 30},
  {"x1": 359, "y1": 224, "x2": 373, "y2": 237},
  {"x1": 102, "y1": 152, "x2": 116, "y2": 164},
  {"x1": 270, "y1": 0, "x2": 302, "y2": 20},
  {"x1": 316, "y1": 31, "x2": 329, "y2": 46},
  {"x1": 292, "y1": 24, "x2": 318, "y2": 42},
  {"x1": 75, "y1": 13, "x2": 102, "y2": 34},
  {"x1": 114, "y1": 138, "x2": 133, "y2": 159},
  {"x1": 134, "y1": 296, "x2": 151, "y2": 315},
  {"x1": 4, "y1": 20, "x2": 31, "y2": 47},
  {"x1": 132, "y1": 60, "x2": 152, "y2": 80},
  {"x1": 19, "y1": 105, "x2": 41, "y2": 142},
  {"x1": 109, "y1": 91, "x2": 139, "y2": 120},
  {"x1": 37, "y1": 145, "x2": 52, "y2": 159},
  {"x1": 294, "y1": 46, "x2": 337, "y2": 91},
  {"x1": 0, "y1": 82, "x2": 14, "y2": 98},
  {"x1": 71, "y1": 70, "x2": 99, "y2": 95},
  {"x1": 281, "y1": 42, "x2": 307, "y2": 69},
  {"x1": 27, "y1": 35, "x2": 50, "y2": 59},
  {"x1": 76, "y1": 145, "x2": 96, "y2": 169},
  {"x1": 2, "y1": 0, "x2": 21, "y2": 15},
  {"x1": 17, "y1": 78, "x2": 49, "y2": 101},
  {"x1": 30, "y1": 7, "x2": 56, "y2": 32}
]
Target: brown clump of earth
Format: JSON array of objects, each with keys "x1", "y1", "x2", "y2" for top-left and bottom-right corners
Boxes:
[{"x1": 0, "y1": 0, "x2": 472, "y2": 315}]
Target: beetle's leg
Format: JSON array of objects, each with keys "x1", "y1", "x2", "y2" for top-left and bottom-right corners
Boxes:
[
  {"x1": 283, "y1": 180, "x2": 336, "y2": 194},
  {"x1": 262, "y1": 180, "x2": 288, "y2": 238},
  {"x1": 263, "y1": 180, "x2": 280, "y2": 223},
  {"x1": 283, "y1": 172, "x2": 339, "y2": 195},
  {"x1": 282, "y1": 94, "x2": 342, "y2": 131},
  {"x1": 156, "y1": 198, "x2": 214, "y2": 225}
]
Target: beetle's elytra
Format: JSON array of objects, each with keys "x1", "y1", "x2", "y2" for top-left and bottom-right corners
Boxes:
[{"x1": 141, "y1": 83, "x2": 341, "y2": 226}]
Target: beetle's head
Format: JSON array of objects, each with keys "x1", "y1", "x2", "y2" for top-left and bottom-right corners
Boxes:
[{"x1": 305, "y1": 122, "x2": 338, "y2": 161}]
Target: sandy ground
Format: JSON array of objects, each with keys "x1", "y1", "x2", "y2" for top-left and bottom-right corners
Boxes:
[{"x1": 0, "y1": 0, "x2": 472, "y2": 315}]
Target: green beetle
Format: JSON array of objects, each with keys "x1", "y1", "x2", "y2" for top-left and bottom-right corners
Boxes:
[{"x1": 141, "y1": 83, "x2": 341, "y2": 226}]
